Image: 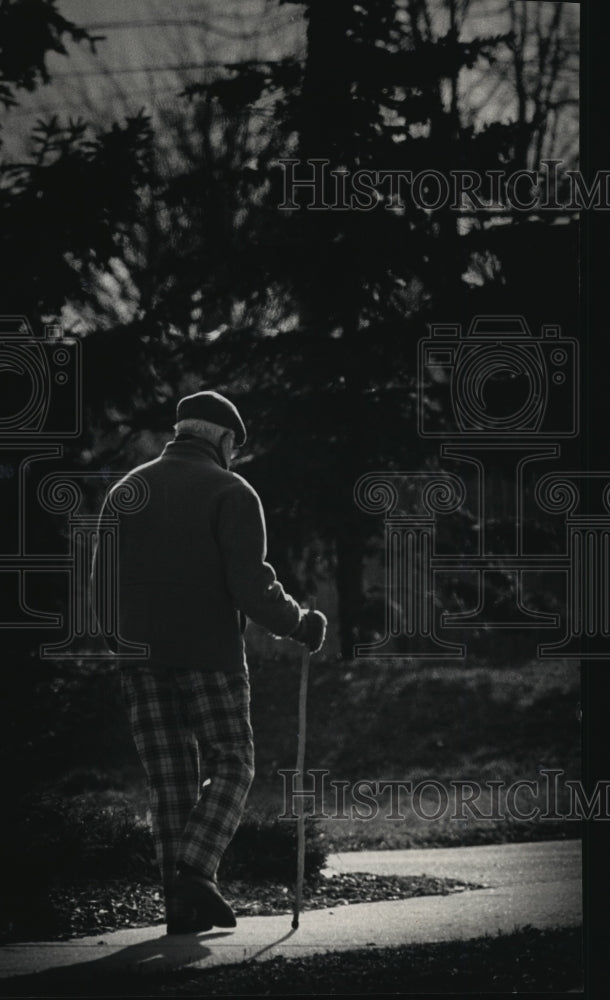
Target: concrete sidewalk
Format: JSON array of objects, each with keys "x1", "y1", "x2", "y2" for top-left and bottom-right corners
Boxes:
[{"x1": 0, "y1": 839, "x2": 582, "y2": 984}]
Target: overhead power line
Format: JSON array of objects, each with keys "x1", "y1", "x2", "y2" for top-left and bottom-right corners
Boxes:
[
  {"x1": 47, "y1": 53, "x2": 306, "y2": 81},
  {"x1": 80, "y1": 17, "x2": 298, "y2": 40},
  {"x1": 49, "y1": 62, "x2": 227, "y2": 79}
]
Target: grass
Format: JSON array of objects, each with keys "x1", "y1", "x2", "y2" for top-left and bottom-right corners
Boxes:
[
  {"x1": 233, "y1": 655, "x2": 580, "y2": 850},
  {"x1": 2, "y1": 652, "x2": 581, "y2": 909}
]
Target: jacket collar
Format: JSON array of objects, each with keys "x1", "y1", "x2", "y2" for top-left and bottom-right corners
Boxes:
[{"x1": 161, "y1": 433, "x2": 227, "y2": 468}]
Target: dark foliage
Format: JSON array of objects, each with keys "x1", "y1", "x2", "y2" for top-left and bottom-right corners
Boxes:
[
  {"x1": 0, "y1": 0, "x2": 102, "y2": 110},
  {"x1": 1, "y1": 112, "x2": 153, "y2": 318},
  {"x1": 219, "y1": 815, "x2": 327, "y2": 883}
]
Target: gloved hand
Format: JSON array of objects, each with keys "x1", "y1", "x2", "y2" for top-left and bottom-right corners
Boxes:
[{"x1": 290, "y1": 609, "x2": 328, "y2": 653}]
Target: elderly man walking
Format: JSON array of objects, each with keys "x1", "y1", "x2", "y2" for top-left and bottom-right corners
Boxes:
[{"x1": 92, "y1": 391, "x2": 327, "y2": 934}]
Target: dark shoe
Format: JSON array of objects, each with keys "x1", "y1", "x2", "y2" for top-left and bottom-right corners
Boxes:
[
  {"x1": 166, "y1": 894, "x2": 213, "y2": 935},
  {"x1": 175, "y1": 868, "x2": 236, "y2": 928}
]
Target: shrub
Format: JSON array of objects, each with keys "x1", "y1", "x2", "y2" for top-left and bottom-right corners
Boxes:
[
  {"x1": 2, "y1": 794, "x2": 157, "y2": 893},
  {"x1": 220, "y1": 815, "x2": 327, "y2": 883},
  {"x1": 1, "y1": 795, "x2": 327, "y2": 898}
]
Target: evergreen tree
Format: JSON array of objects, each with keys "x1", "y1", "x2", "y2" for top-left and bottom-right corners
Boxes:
[{"x1": 137, "y1": 0, "x2": 576, "y2": 653}]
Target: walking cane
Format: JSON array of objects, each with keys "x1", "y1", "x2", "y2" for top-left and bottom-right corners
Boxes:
[{"x1": 292, "y1": 596, "x2": 315, "y2": 930}]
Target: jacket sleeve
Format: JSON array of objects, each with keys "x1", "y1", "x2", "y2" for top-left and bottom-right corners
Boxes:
[{"x1": 215, "y1": 479, "x2": 302, "y2": 638}]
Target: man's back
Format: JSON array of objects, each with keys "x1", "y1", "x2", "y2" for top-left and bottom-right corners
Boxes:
[{"x1": 100, "y1": 433, "x2": 301, "y2": 672}]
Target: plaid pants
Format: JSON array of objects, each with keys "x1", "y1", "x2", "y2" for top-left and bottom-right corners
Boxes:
[{"x1": 122, "y1": 666, "x2": 255, "y2": 887}]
